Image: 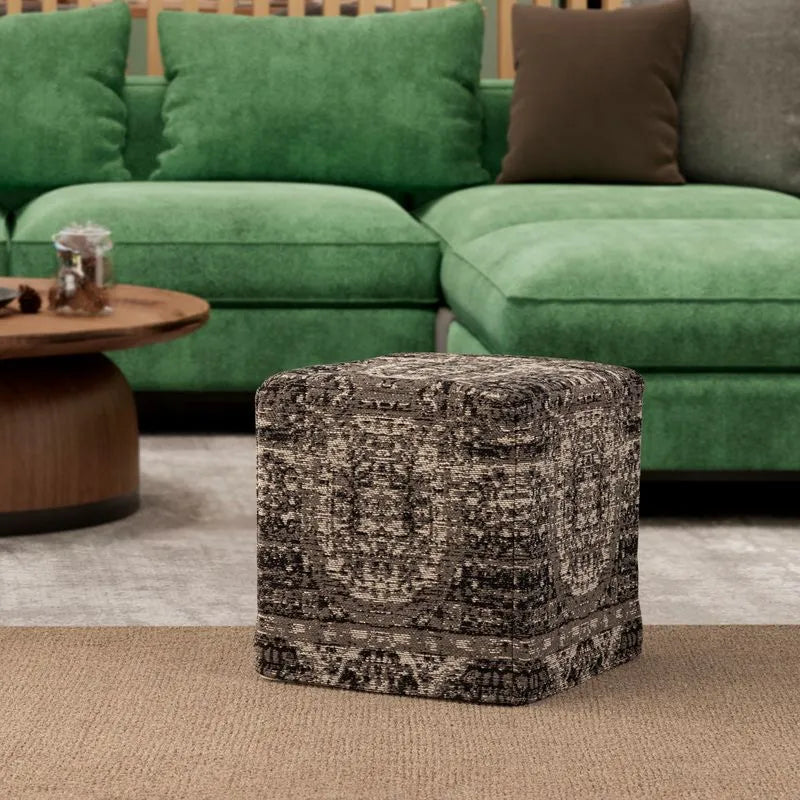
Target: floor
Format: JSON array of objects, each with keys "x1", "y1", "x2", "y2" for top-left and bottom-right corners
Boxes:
[{"x1": 1, "y1": 435, "x2": 799, "y2": 626}]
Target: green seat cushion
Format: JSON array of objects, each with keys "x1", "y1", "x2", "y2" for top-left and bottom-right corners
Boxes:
[
  {"x1": 10, "y1": 182, "x2": 441, "y2": 306},
  {"x1": 154, "y1": 3, "x2": 488, "y2": 191},
  {"x1": 0, "y1": 2, "x2": 131, "y2": 190},
  {"x1": 417, "y1": 183, "x2": 800, "y2": 246},
  {"x1": 420, "y1": 184, "x2": 800, "y2": 369},
  {"x1": 112, "y1": 307, "x2": 435, "y2": 392}
]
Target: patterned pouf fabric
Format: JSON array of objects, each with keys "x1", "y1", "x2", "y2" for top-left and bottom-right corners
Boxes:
[{"x1": 255, "y1": 353, "x2": 644, "y2": 705}]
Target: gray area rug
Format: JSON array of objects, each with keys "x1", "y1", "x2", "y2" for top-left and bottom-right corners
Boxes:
[{"x1": 1, "y1": 435, "x2": 798, "y2": 626}]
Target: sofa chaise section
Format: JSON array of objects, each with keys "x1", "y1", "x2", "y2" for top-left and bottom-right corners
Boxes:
[
  {"x1": 417, "y1": 183, "x2": 800, "y2": 470},
  {"x1": 419, "y1": 183, "x2": 800, "y2": 369}
]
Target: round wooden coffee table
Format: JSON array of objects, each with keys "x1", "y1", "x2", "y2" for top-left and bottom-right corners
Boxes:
[{"x1": 0, "y1": 279, "x2": 209, "y2": 535}]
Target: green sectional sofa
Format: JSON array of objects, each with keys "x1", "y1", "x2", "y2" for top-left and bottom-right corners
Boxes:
[{"x1": 3, "y1": 77, "x2": 800, "y2": 472}]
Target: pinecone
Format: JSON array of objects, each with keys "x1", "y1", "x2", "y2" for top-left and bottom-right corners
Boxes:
[{"x1": 17, "y1": 284, "x2": 42, "y2": 314}]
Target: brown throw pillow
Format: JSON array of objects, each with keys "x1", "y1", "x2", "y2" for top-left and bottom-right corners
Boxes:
[{"x1": 499, "y1": 0, "x2": 690, "y2": 185}]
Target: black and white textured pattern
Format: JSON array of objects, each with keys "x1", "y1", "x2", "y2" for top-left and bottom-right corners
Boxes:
[{"x1": 255, "y1": 353, "x2": 644, "y2": 705}]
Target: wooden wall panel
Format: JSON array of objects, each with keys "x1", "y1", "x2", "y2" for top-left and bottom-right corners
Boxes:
[{"x1": 0, "y1": 1, "x2": 619, "y2": 79}]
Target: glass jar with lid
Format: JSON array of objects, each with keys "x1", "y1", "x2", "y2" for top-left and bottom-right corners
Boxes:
[{"x1": 49, "y1": 222, "x2": 114, "y2": 315}]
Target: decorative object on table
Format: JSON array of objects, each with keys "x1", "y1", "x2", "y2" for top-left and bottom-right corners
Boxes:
[
  {"x1": 0, "y1": 277, "x2": 209, "y2": 536},
  {"x1": 255, "y1": 353, "x2": 644, "y2": 705},
  {"x1": 49, "y1": 223, "x2": 114, "y2": 316},
  {"x1": 499, "y1": 0, "x2": 689, "y2": 184},
  {"x1": 0, "y1": 287, "x2": 18, "y2": 311},
  {"x1": 16, "y1": 284, "x2": 41, "y2": 314}
]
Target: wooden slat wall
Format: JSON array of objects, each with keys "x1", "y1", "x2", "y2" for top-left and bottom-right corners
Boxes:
[
  {"x1": 0, "y1": 0, "x2": 620, "y2": 79},
  {"x1": 146, "y1": 0, "x2": 163, "y2": 76}
]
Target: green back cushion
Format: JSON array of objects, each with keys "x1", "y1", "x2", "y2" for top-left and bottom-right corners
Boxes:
[
  {"x1": 0, "y1": 2, "x2": 131, "y2": 191},
  {"x1": 154, "y1": 3, "x2": 489, "y2": 191}
]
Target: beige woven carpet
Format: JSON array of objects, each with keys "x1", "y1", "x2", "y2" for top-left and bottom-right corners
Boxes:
[{"x1": 1, "y1": 627, "x2": 798, "y2": 800}]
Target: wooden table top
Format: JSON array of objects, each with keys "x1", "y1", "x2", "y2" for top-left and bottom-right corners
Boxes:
[{"x1": 0, "y1": 279, "x2": 210, "y2": 360}]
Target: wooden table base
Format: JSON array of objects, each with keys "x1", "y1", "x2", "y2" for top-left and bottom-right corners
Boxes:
[{"x1": 0, "y1": 354, "x2": 140, "y2": 535}]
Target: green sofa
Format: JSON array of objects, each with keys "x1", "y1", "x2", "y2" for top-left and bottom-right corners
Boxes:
[{"x1": 2, "y1": 76, "x2": 799, "y2": 472}]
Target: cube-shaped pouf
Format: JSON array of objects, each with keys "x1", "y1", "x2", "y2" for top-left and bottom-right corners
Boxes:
[{"x1": 255, "y1": 353, "x2": 644, "y2": 705}]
